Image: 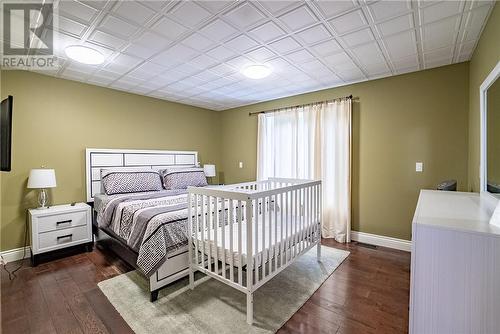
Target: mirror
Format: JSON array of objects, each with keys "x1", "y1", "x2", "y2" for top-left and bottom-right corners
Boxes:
[
  {"x1": 481, "y1": 61, "x2": 500, "y2": 196},
  {"x1": 487, "y1": 78, "x2": 500, "y2": 193}
]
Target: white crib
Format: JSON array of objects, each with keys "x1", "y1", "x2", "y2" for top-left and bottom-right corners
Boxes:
[{"x1": 187, "y1": 178, "x2": 322, "y2": 325}]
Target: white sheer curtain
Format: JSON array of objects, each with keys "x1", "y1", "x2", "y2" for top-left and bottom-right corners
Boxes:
[{"x1": 257, "y1": 99, "x2": 352, "y2": 243}]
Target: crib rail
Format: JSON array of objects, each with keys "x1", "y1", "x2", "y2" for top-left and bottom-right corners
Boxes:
[{"x1": 187, "y1": 178, "x2": 322, "y2": 325}]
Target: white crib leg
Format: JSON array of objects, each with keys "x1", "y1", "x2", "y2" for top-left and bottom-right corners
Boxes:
[
  {"x1": 189, "y1": 267, "x2": 195, "y2": 290},
  {"x1": 316, "y1": 240, "x2": 321, "y2": 262},
  {"x1": 246, "y1": 291, "x2": 253, "y2": 325}
]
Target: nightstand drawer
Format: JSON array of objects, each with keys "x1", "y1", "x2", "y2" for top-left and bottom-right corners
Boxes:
[
  {"x1": 38, "y1": 225, "x2": 90, "y2": 251},
  {"x1": 37, "y1": 210, "x2": 87, "y2": 233}
]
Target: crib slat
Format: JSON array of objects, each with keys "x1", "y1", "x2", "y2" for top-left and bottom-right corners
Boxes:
[
  {"x1": 201, "y1": 195, "x2": 206, "y2": 270},
  {"x1": 307, "y1": 186, "x2": 311, "y2": 250},
  {"x1": 229, "y1": 200, "x2": 234, "y2": 282},
  {"x1": 273, "y1": 193, "x2": 278, "y2": 270},
  {"x1": 214, "y1": 197, "x2": 219, "y2": 275},
  {"x1": 246, "y1": 199, "x2": 254, "y2": 288},
  {"x1": 261, "y1": 196, "x2": 266, "y2": 280},
  {"x1": 303, "y1": 187, "x2": 311, "y2": 248},
  {"x1": 279, "y1": 192, "x2": 284, "y2": 268},
  {"x1": 299, "y1": 188, "x2": 303, "y2": 254},
  {"x1": 194, "y1": 194, "x2": 199, "y2": 267},
  {"x1": 254, "y1": 199, "x2": 259, "y2": 284},
  {"x1": 268, "y1": 195, "x2": 272, "y2": 276},
  {"x1": 293, "y1": 189, "x2": 297, "y2": 259},
  {"x1": 221, "y1": 198, "x2": 226, "y2": 279},
  {"x1": 301, "y1": 188, "x2": 305, "y2": 253},
  {"x1": 285, "y1": 191, "x2": 289, "y2": 264},
  {"x1": 208, "y1": 196, "x2": 214, "y2": 272},
  {"x1": 238, "y1": 200, "x2": 243, "y2": 285}
]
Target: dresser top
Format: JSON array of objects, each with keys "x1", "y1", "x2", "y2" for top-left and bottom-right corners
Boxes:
[{"x1": 413, "y1": 190, "x2": 500, "y2": 236}]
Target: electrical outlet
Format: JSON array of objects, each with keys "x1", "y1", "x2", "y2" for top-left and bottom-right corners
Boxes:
[{"x1": 416, "y1": 162, "x2": 423, "y2": 172}]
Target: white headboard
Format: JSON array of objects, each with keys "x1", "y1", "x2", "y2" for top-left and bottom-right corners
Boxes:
[{"x1": 85, "y1": 148, "x2": 199, "y2": 202}]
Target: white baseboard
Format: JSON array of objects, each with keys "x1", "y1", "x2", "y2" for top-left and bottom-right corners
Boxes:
[
  {"x1": 351, "y1": 231, "x2": 411, "y2": 252},
  {"x1": 0, "y1": 246, "x2": 31, "y2": 263}
]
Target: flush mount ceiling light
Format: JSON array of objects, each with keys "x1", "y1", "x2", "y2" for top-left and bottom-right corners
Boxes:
[
  {"x1": 241, "y1": 64, "x2": 272, "y2": 79},
  {"x1": 65, "y1": 45, "x2": 104, "y2": 65}
]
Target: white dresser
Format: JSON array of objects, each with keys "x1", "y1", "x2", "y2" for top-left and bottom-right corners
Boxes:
[
  {"x1": 29, "y1": 203, "x2": 93, "y2": 265},
  {"x1": 410, "y1": 190, "x2": 500, "y2": 334}
]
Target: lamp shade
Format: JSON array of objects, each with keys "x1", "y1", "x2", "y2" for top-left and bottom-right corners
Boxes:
[
  {"x1": 203, "y1": 164, "x2": 216, "y2": 177},
  {"x1": 27, "y1": 169, "x2": 57, "y2": 189}
]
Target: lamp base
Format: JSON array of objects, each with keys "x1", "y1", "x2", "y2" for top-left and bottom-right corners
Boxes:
[{"x1": 38, "y1": 189, "x2": 49, "y2": 208}]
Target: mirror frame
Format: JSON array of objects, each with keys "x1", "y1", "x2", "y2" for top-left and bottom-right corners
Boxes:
[{"x1": 480, "y1": 61, "x2": 500, "y2": 195}]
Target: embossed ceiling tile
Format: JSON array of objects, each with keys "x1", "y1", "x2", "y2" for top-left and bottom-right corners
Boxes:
[
  {"x1": 182, "y1": 33, "x2": 216, "y2": 52},
  {"x1": 151, "y1": 17, "x2": 189, "y2": 40},
  {"x1": 310, "y1": 39, "x2": 342, "y2": 56},
  {"x1": 206, "y1": 45, "x2": 238, "y2": 61},
  {"x1": 377, "y1": 14, "x2": 414, "y2": 36},
  {"x1": 59, "y1": 0, "x2": 98, "y2": 23},
  {"x1": 224, "y1": 2, "x2": 267, "y2": 29},
  {"x1": 278, "y1": 5, "x2": 318, "y2": 31},
  {"x1": 341, "y1": 28, "x2": 375, "y2": 47},
  {"x1": 89, "y1": 30, "x2": 126, "y2": 49},
  {"x1": 328, "y1": 9, "x2": 367, "y2": 34},
  {"x1": 199, "y1": 19, "x2": 239, "y2": 42},
  {"x1": 169, "y1": 1, "x2": 213, "y2": 28},
  {"x1": 257, "y1": 1, "x2": 300, "y2": 15},
  {"x1": 249, "y1": 21, "x2": 286, "y2": 43},
  {"x1": 368, "y1": 0, "x2": 412, "y2": 21},
  {"x1": 313, "y1": 0, "x2": 357, "y2": 18},
  {"x1": 268, "y1": 36, "x2": 302, "y2": 54},
  {"x1": 246, "y1": 47, "x2": 276, "y2": 62},
  {"x1": 113, "y1": 1, "x2": 156, "y2": 25},
  {"x1": 225, "y1": 34, "x2": 260, "y2": 53},
  {"x1": 99, "y1": 14, "x2": 140, "y2": 39},
  {"x1": 285, "y1": 49, "x2": 316, "y2": 63},
  {"x1": 295, "y1": 24, "x2": 332, "y2": 45}
]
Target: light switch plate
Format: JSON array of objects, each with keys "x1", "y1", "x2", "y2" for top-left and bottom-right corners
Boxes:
[
  {"x1": 239, "y1": 161, "x2": 243, "y2": 169},
  {"x1": 416, "y1": 162, "x2": 423, "y2": 172}
]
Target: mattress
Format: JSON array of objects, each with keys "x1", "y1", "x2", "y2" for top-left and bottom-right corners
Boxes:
[{"x1": 194, "y1": 214, "x2": 320, "y2": 268}]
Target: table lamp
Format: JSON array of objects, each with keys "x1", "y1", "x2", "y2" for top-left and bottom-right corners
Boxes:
[
  {"x1": 203, "y1": 164, "x2": 216, "y2": 184},
  {"x1": 28, "y1": 168, "x2": 57, "y2": 208}
]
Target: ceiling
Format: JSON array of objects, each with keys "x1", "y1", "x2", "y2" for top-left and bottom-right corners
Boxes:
[{"x1": 27, "y1": 1, "x2": 496, "y2": 110}]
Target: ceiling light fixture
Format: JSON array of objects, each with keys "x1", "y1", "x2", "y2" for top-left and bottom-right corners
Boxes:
[
  {"x1": 65, "y1": 45, "x2": 105, "y2": 65},
  {"x1": 241, "y1": 64, "x2": 272, "y2": 79}
]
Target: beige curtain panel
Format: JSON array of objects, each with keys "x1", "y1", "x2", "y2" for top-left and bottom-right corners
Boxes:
[{"x1": 257, "y1": 98, "x2": 352, "y2": 243}]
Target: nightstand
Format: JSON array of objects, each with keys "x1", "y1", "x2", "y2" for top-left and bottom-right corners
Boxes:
[{"x1": 29, "y1": 203, "x2": 93, "y2": 266}]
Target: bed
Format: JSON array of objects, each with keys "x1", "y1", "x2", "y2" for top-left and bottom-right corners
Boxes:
[{"x1": 86, "y1": 148, "x2": 201, "y2": 301}]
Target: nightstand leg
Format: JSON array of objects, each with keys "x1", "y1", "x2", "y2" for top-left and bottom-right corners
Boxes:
[
  {"x1": 86, "y1": 242, "x2": 93, "y2": 252},
  {"x1": 32, "y1": 254, "x2": 38, "y2": 267}
]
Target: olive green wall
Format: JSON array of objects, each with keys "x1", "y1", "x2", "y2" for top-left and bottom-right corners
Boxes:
[
  {"x1": 0, "y1": 70, "x2": 221, "y2": 252},
  {"x1": 220, "y1": 63, "x2": 470, "y2": 241},
  {"x1": 468, "y1": 3, "x2": 500, "y2": 192}
]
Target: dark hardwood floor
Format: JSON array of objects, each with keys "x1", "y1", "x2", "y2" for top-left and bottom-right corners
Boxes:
[{"x1": 1, "y1": 240, "x2": 410, "y2": 334}]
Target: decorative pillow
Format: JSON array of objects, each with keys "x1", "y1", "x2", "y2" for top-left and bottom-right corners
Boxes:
[
  {"x1": 160, "y1": 167, "x2": 208, "y2": 190},
  {"x1": 100, "y1": 168, "x2": 163, "y2": 195}
]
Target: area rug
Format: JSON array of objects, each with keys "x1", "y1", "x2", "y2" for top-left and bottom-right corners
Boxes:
[{"x1": 98, "y1": 245, "x2": 349, "y2": 334}]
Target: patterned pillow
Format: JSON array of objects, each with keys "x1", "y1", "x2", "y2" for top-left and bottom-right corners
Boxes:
[
  {"x1": 100, "y1": 169, "x2": 163, "y2": 195},
  {"x1": 160, "y1": 168, "x2": 208, "y2": 190}
]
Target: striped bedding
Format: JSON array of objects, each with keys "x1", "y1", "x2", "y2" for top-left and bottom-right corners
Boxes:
[{"x1": 94, "y1": 190, "x2": 189, "y2": 277}]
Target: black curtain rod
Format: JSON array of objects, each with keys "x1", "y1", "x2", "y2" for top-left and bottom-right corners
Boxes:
[{"x1": 249, "y1": 95, "x2": 353, "y2": 116}]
